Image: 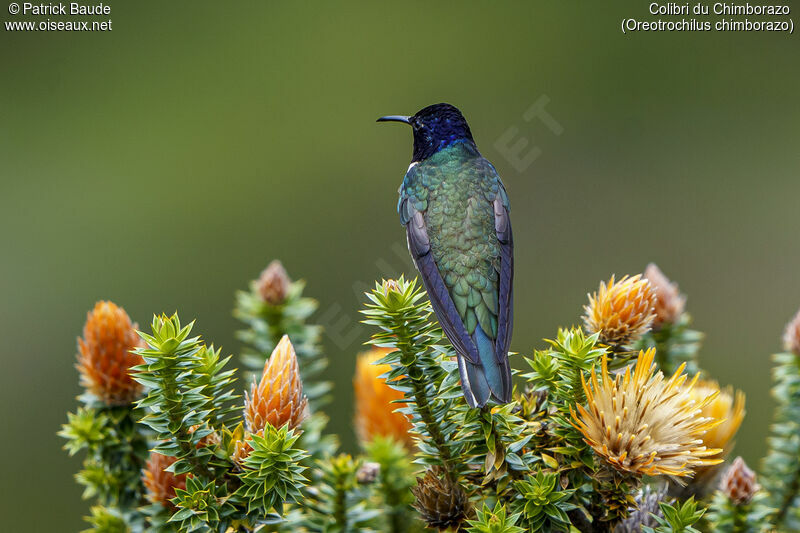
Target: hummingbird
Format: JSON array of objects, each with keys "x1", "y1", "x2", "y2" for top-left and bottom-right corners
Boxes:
[{"x1": 378, "y1": 103, "x2": 513, "y2": 407}]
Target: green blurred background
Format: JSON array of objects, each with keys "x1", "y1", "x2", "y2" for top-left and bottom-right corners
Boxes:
[{"x1": 1, "y1": 1, "x2": 798, "y2": 529}]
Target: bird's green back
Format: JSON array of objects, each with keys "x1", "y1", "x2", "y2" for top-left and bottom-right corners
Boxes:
[{"x1": 400, "y1": 141, "x2": 504, "y2": 340}]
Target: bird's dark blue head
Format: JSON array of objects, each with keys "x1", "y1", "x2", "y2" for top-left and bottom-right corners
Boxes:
[{"x1": 378, "y1": 103, "x2": 475, "y2": 162}]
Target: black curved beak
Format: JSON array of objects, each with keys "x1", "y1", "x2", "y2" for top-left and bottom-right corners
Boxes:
[{"x1": 376, "y1": 115, "x2": 411, "y2": 124}]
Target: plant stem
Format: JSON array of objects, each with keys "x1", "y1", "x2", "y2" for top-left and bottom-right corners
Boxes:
[
  {"x1": 396, "y1": 320, "x2": 457, "y2": 482},
  {"x1": 162, "y1": 359, "x2": 213, "y2": 479},
  {"x1": 333, "y1": 477, "x2": 347, "y2": 531},
  {"x1": 775, "y1": 465, "x2": 800, "y2": 525}
]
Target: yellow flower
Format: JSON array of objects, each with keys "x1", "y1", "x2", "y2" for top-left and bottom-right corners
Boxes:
[
  {"x1": 783, "y1": 308, "x2": 800, "y2": 356},
  {"x1": 353, "y1": 347, "x2": 414, "y2": 449},
  {"x1": 244, "y1": 335, "x2": 308, "y2": 433},
  {"x1": 583, "y1": 274, "x2": 657, "y2": 347},
  {"x1": 688, "y1": 379, "x2": 745, "y2": 455},
  {"x1": 142, "y1": 452, "x2": 186, "y2": 509},
  {"x1": 256, "y1": 260, "x2": 291, "y2": 305},
  {"x1": 76, "y1": 301, "x2": 144, "y2": 406},
  {"x1": 571, "y1": 348, "x2": 723, "y2": 478},
  {"x1": 644, "y1": 263, "x2": 686, "y2": 329}
]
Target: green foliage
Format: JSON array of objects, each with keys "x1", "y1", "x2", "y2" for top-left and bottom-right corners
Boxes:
[
  {"x1": 194, "y1": 345, "x2": 239, "y2": 429},
  {"x1": 361, "y1": 277, "x2": 463, "y2": 478},
  {"x1": 170, "y1": 476, "x2": 237, "y2": 532},
  {"x1": 364, "y1": 436, "x2": 420, "y2": 533},
  {"x1": 705, "y1": 490, "x2": 773, "y2": 533},
  {"x1": 637, "y1": 314, "x2": 703, "y2": 376},
  {"x1": 455, "y1": 403, "x2": 531, "y2": 488},
  {"x1": 236, "y1": 425, "x2": 308, "y2": 516},
  {"x1": 60, "y1": 405, "x2": 148, "y2": 510},
  {"x1": 60, "y1": 407, "x2": 110, "y2": 456},
  {"x1": 59, "y1": 268, "x2": 797, "y2": 533},
  {"x1": 525, "y1": 328, "x2": 606, "y2": 408},
  {"x1": 82, "y1": 506, "x2": 131, "y2": 533},
  {"x1": 466, "y1": 502, "x2": 526, "y2": 533},
  {"x1": 643, "y1": 497, "x2": 706, "y2": 533},
  {"x1": 761, "y1": 348, "x2": 800, "y2": 530},
  {"x1": 299, "y1": 454, "x2": 381, "y2": 532},
  {"x1": 513, "y1": 471, "x2": 576, "y2": 531},
  {"x1": 133, "y1": 314, "x2": 228, "y2": 478},
  {"x1": 235, "y1": 274, "x2": 330, "y2": 406}
]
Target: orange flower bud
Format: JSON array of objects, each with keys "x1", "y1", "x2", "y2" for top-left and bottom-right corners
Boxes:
[
  {"x1": 721, "y1": 457, "x2": 758, "y2": 504},
  {"x1": 76, "y1": 301, "x2": 144, "y2": 405},
  {"x1": 353, "y1": 347, "x2": 414, "y2": 449},
  {"x1": 244, "y1": 335, "x2": 308, "y2": 433},
  {"x1": 256, "y1": 260, "x2": 291, "y2": 305},
  {"x1": 142, "y1": 452, "x2": 186, "y2": 509}
]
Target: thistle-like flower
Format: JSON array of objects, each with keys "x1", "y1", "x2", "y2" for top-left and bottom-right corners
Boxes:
[
  {"x1": 583, "y1": 274, "x2": 657, "y2": 347},
  {"x1": 256, "y1": 260, "x2": 291, "y2": 305},
  {"x1": 571, "y1": 348, "x2": 723, "y2": 478},
  {"x1": 244, "y1": 335, "x2": 308, "y2": 433},
  {"x1": 411, "y1": 467, "x2": 468, "y2": 531},
  {"x1": 353, "y1": 347, "x2": 414, "y2": 449},
  {"x1": 142, "y1": 452, "x2": 187, "y2": 509},
  {"x1": 76, "y1": 301, "x2": 145, "y2": 405},
  {"x1": 721, "y1": 457, "x2": 758, "y2": 505},
  {"x1": 644, "y1": 263, "x2": 686, "y2": 329},
  {"x1": 783, "y1": 308, "x2": 800, "y2": 356}
]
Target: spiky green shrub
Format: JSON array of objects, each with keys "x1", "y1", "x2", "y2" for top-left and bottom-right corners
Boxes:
[{"x1": 59, "y1": 263, "x2": 800, "y2": 533}]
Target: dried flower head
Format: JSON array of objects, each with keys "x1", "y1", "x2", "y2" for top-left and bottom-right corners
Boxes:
[
  {"x1": 687, "y1": 380, "x2": 745, "y2": 456},
  {"x1": 584, "y1": 274, "x2": 657, "y2": 347},
  {"x1": 256, "y1": 260, "x2": 291, "y2": 305},
  {"x1": 783, "y1": 308, "x2": 800, "y2": 356},
  {"x1": 76, "y1": 301, "x2": 145, "y2": 405},
  {"x1": 571, "y1": 348, "x2": 723, "y2": 478},
  {"x1": 244, "y1": 335, "x2": 308, "y2": 433},
  {"x1": 721, "y1": 457, "x2": 758, "y2": 504},
  {"x1": 142, "y1": 452, "x2": 186, "y2": 509},
  {"x1": 644, "y1": 263, "x2": 686, "y2": 329},
  {"x1": 411, "y1": 467, "x2": 468, "y2": 531},
  {"x1": 353, "y1": 347, "x2": 414, "y2": 449}
]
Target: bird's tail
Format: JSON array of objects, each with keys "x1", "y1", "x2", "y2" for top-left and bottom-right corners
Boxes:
[{"x1": 456, "y1": 324, "x2": 512, "y2": 408}]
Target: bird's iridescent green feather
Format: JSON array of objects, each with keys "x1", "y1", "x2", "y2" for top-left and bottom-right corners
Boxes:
[{"x1": 400, "y1": 141, "x2": 505, "y2": 340}]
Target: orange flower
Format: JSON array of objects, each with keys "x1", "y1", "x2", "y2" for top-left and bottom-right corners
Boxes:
[
  {"x1": 142, "y1": 452, "x2": 186, "y2": 509},
  {"x1": 583, "y1": 274, "x2": 657, "y2": 347},
  {"x1": 76, "y1": 301, "x2": 144, "y2": 405},
  {"x1": 571, "y1": 348, "x2": 723, "y2": 478},
  {"x1": 244, "y1": 335, "x2": 308, "y2": 433},
  {"x1": 353, "y1": 347, "x2": 414, "y2": 449},
  {"x1": 256, "y1": 260, "x2": 291, "y2": 305}
]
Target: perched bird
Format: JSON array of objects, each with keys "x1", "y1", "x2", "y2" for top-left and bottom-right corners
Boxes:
[{"x1": 378, "y1": 103, "x2": 513, "y2": 407}]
